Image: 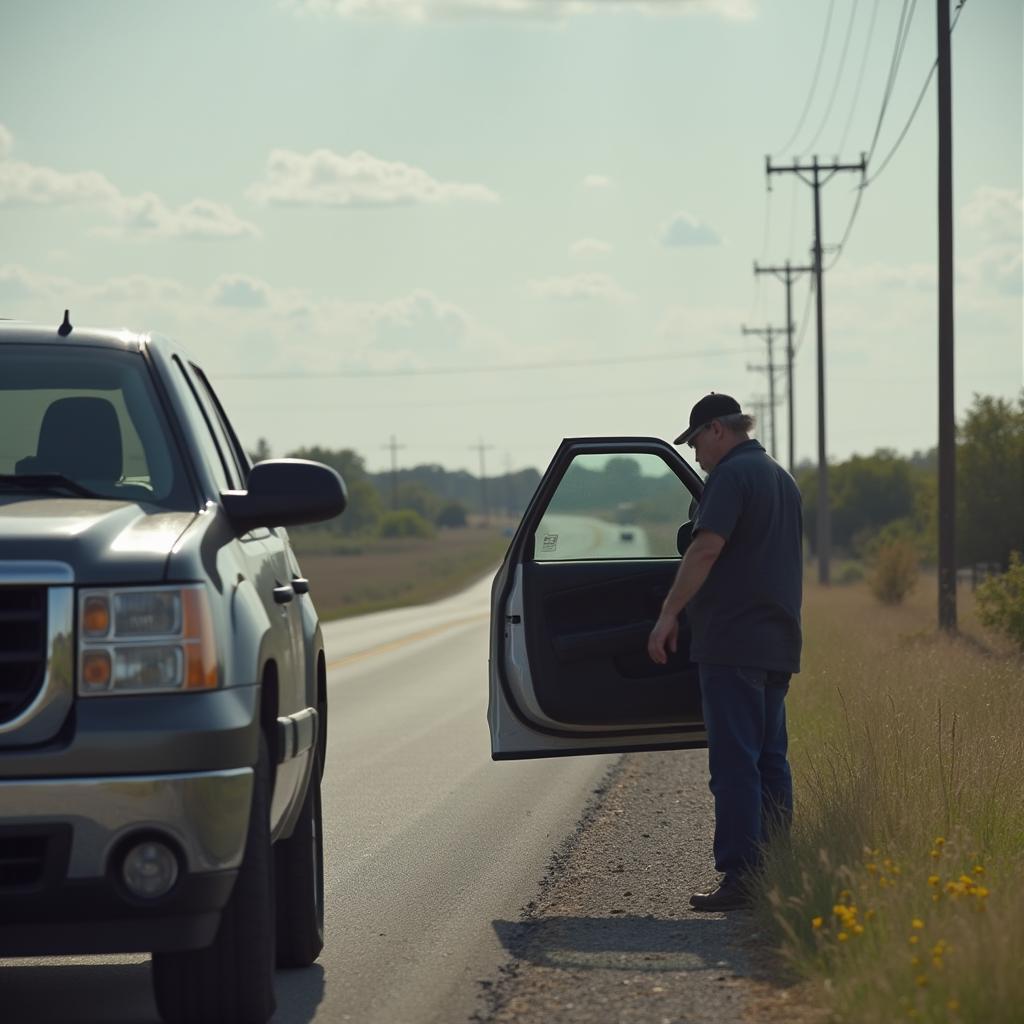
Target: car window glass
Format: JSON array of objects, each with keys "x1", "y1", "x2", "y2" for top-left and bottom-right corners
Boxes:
[
  {"x1": 190, "y1": 365, "x2": 251, "y2": 482},
  {"x1": 173, "y1": 357, "x2": 235, "y2": 492},
  {"x1": 0, "y1": 345, "x2": 192, "y2": 509},
  {"x1": 533, "y1": 453, "x2": 690, "y2": 561}
]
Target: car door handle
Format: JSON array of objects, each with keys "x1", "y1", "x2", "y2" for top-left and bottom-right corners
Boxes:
[
  {"x1": 273, "y1": 584, "x2": 295, "y2": 604},
  {"x1": 291, "y1": 577, "x2": 310, "y2": 595}
]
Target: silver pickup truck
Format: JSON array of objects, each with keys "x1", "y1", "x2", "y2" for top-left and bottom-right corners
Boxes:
[{"x1": 0, "y1": 316, "x2": 346, "y2": 1024}]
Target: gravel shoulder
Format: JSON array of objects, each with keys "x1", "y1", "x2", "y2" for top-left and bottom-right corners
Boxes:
[{"x1": 473, "y1": 750, "x2": 823, "y2": 1024}]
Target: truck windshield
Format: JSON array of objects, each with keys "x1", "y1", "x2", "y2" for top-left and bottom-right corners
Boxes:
[{"x1": 0, "y1": 344, "x2": 194, "y2": 510}]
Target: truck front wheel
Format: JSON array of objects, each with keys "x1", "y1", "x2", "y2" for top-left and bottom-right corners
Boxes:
[{"x1": 151, "y1": 736, "x2": 276, "y2": 1024}]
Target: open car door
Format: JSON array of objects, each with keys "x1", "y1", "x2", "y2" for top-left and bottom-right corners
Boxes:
[{"x1": 489, "y1": 437, "x2": 707, "y2": 760}]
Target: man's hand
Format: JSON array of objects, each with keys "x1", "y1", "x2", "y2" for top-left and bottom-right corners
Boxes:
[{"x1": 647, "y1": 612, "x2": 678, "y2": 665}]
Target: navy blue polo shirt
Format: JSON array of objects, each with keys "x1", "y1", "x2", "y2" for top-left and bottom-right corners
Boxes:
[{"x1": 687, "y1": 439, "x2": 803, "y2": 673}]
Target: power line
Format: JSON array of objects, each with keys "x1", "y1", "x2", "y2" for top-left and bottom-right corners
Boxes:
[
  {"x1": 838, "y1": 0, "x2": 882, "y2": 154},
  {"x1": 214, "y1": 345, "x2": 760, "y2": 381},
  {"x1": 772, "y1": 0, "x2": 837, "y2": 158},
  {"x1": 824, "y1": 0, "x2": 969, "y2": 270},
  {"x1": 865, "y1": 0, "x2": 919, "y2": 164},
  {"x1": 863, "y1": 1, "x2": 970, "y2": 188},
  {"x1": 801, "y1": 0, "x2": 861, "y2": 158},
  {"x1": 793, "y1": 273, "x2": 816, "y2": 356}
]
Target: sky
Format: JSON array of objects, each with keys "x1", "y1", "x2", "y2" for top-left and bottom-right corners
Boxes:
[{"x1": 1, "y1": 0, "x2": 1021, "y2": 477}]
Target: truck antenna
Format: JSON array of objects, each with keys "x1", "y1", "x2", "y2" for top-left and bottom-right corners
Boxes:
[{"x1": 58, "y1": 309, "x2": 72, "y2": 337}]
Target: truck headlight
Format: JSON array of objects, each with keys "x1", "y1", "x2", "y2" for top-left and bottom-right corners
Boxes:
[{"x1": 78, "y1": 586, "x2": 218, "y2": 695}]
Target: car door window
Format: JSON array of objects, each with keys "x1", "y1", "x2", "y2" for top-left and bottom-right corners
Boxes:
[
  {"x1": 534, "y1": 453, "x2": 690, "y2": 561},
  {"x1": 189, "y1": 365, "x2": 251, "y2": 482},
  {"x1": 173, "y1": 357, "x2": 235, "y2": 492}
]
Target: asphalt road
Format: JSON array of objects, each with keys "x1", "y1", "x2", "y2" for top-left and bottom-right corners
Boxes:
[{"x1": 1, "y1": 575, "x2": 614, "y2": 1024}]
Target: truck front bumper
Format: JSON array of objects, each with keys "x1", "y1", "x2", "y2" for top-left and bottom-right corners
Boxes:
[{"x1": 0, "y1": 767, "x2": 253, "y2": 956}]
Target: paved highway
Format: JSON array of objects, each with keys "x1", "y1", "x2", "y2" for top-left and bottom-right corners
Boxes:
[{"x1": 1, "y1": 575, "x2": 614, "y2": 1024}]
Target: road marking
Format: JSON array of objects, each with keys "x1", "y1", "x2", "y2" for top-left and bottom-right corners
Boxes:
[{"x1": 326, "y1": 612, "x2": 488, "y2": 669}]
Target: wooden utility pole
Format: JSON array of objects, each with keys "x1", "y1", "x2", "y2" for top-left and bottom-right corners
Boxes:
[
  {"x1": 382, "y1": 435, "x2": 406, "y2": 509},
  {"x1": 742, "y1": 324, "x2": 787, "y2": 460},
  {"x1": 766, "y1": 154, "x2": 867, "y2": 585},
  {"x1": 754, "y1": 260, "x2": 814, "y2": 474},
  {"x1": 937, "y1": 0, "x2": 957, "y2": 631},
  {"x1": 470, "y1": 439, "x2": 494, "y2": 524}
]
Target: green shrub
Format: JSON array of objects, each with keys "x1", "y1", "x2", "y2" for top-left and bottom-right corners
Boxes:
[
  {"x1": 377, "y1": 509, "x2": 435, "y2": 539},
  {"x1": 868, "y1": 537, "x2": 919, "y2": 605},
  {"x1": 436, "y1": 501, "x2": 468, "y2": 528},
  {"x1": 835, "y1": 561, "x2": 865, "y2": 585},
  {"x1": 976, "y1": 551, "x2": 1024, "y2": 651}
]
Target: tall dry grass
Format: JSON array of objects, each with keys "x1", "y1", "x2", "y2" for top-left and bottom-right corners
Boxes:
[{"x1": 756, "y1": 577, "x2": 1024, "y2": 1023}]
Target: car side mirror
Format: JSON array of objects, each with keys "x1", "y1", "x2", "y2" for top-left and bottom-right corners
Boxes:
[
  {"x1": 220, "y1": 459, "x2": 347, "y2": 533},
  {"x1": 677, "y1": 521, "x2": 693, "y2": 557}
]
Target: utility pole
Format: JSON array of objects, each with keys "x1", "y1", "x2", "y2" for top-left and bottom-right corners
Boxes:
[
  {"x1": 754, "y1": 260, "x2": 814, "y2": 474},
  {"x1": 382, "y1": 435, "x2": 406, "y2": 509},
  {"x1": 937, "y1": 0, "x2": 957, "y2": 631},
  {"x1": 742, "y1": 324, "x2": 787, "y2": 460},
  {"x1": 747, "y1": 396, "x2": 772, "y2": 443},
  {"x1": 767, "y1": 153, "x2": 867, "y2": 585},
  {"x1": 470, "y1": 439, "x2": 494, "y2": 525}
]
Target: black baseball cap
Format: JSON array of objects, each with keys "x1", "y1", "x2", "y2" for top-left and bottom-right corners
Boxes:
[{"x1": 674, "y1": 392, "x2": 742, "y2": 445}]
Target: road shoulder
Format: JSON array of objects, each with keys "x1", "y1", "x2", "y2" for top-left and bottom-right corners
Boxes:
[{"x1": 473, "y1": 750, "x2": 821, "y2": 1024}]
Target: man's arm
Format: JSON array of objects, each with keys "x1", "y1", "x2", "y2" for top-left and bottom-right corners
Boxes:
[{"x1": 647, "y1": 529, "x2": 726, "y2": 665}]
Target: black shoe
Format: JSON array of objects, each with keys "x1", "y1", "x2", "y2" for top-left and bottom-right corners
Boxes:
[{"x1": 689, "y1": 877, "x2": 751, "y2": 912}]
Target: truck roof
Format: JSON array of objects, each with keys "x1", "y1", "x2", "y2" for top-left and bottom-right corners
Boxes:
[{"x1": 0, "y1": 319, "x2": 160, "y2": 353}]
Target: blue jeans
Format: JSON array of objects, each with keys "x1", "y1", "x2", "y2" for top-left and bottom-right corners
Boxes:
[{"x1": 698, "y1": 663, "x2": 793, "y2": 878}]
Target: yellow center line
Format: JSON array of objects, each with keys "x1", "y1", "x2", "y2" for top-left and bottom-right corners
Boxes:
[{"x1": 326, "y1": 611, "x2": 489, "y2": 670}]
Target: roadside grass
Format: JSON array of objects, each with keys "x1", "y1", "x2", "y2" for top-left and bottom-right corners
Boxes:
[
  {"x1": 293, "y1": 526, "x2": 509, "y2": 619},
  {"x1": 756, "y1": 577, "x2": 1024, "y2": 1024}
]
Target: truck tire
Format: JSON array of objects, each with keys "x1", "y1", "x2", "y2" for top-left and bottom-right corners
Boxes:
[
  {"x1": 151, "y1": 736, "x2": 276, "y2": 1024},
  {"x1": 274, "y1": 745, "x2": 325, "y2": 967}
]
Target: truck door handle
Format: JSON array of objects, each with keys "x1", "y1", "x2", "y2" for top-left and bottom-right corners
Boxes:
[
  {"x1": 273, "y1": 584, "x2": 295, "y2": 604},
  {"x1": 291, "y1": 577, "x2": 310, "y2": 595}
]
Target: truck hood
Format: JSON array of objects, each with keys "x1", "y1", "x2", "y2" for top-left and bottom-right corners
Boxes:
[{"x1": 0, "y1": 496, "x2": 197, "y2": 584}]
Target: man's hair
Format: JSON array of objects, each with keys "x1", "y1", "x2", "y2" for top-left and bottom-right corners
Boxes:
[{"x1": 719, "y1": 413, "x2": 755, "y2": 435}]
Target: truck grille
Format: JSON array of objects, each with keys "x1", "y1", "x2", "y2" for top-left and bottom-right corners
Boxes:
[
  {"x1": 0, "y1": 587, "x2": 47, "y2": 724},
  {"x1": 0, "y1": 826, "x2": 71, "y2": 892}
]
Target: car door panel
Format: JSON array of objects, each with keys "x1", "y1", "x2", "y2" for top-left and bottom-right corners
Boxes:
[{"x1": 489, "y1": 437, "x2": 708, "y2": 759}]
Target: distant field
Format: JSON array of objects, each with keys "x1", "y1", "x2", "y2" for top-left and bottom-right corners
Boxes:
[
  {"x1": 295, "y1": 526, "x2": 510, "y2": 619},
  {"x1": 756, "y1": 575, "x2": 1023, "y2": 1023}
]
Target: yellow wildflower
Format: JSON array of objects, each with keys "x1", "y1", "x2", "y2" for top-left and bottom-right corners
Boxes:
[
  {"x1": 910, "y1": 955, "x2": 921, "y2": 967},
  {"x1": 930, "y1": 849, "x2": 942, "y2": 860},
  {"x1": 973, "y1": 865, "x2": 985, "y2": 876},
  {"x1": 908, "y1": 935, "x2": 919, "y2": 945},
  {"x1": 912, "y1": 919, "x2": 925, "y2": 930},
  {"x1": 865, "y1": 862, "x2": 878, "y2": 874},
  {"x1": 853, "y1": 924, "x2": 865, "y2": 936},
  {"x1": 837, "y1": 932, "x2": 849, "y2": 942},
  {"x1": 934, "y1": 837, "x2": 945, "y2": 847},
  {"x1": 811, "y1": 916, "x2": 823, "y2": 930},
  {"x1": 933, "y1": 956, "x2": 944, "y2": 970},
  {"x1": 928, "y1": 875, "x2": 941, "y2": 887}
]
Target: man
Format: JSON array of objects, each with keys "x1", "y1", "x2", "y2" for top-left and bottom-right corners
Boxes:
[{"x1": 648, "y1": 393, "x2": 803, "y2": 913}]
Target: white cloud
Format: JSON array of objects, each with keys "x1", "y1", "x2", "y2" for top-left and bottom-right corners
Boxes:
[
  {"x1": 569, "y1": 237, "x2": 612, "y2": 258},
  {"x1": 105, "y1": 193, "x2": 260, "y2": 240},
  {"x1": 961, "y1": 186, "x2": 1023, "y2": 244},
  {"x1": 660, "y1": 210, "x2": 722, "y2": 246},
  {"x1": 247, "y1": 148, "x2": 498, "y2": 207},
  {"x1": 582, "y1": 174, "x2": 612, "y2": 190},
  {"x1": 210, "y1": 275, "x2": 273, "y2": 308},
  {"x1": 290, "y1": 0, "x2": 755, "y2": 21},
  {"x1": 0, "y1": 159, "x2": 119, "y2": 206},
  {"x1": 0, "y1": 123, "x2": 256, "y2": 241},
  {"x1": 529, "y1": 271, "x2": 632, "y2": 303}
]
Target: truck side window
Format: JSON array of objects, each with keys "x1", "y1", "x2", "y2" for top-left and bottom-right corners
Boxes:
[{"x1": 173, "y1": 357, "x2": 235, "y2": 492}]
